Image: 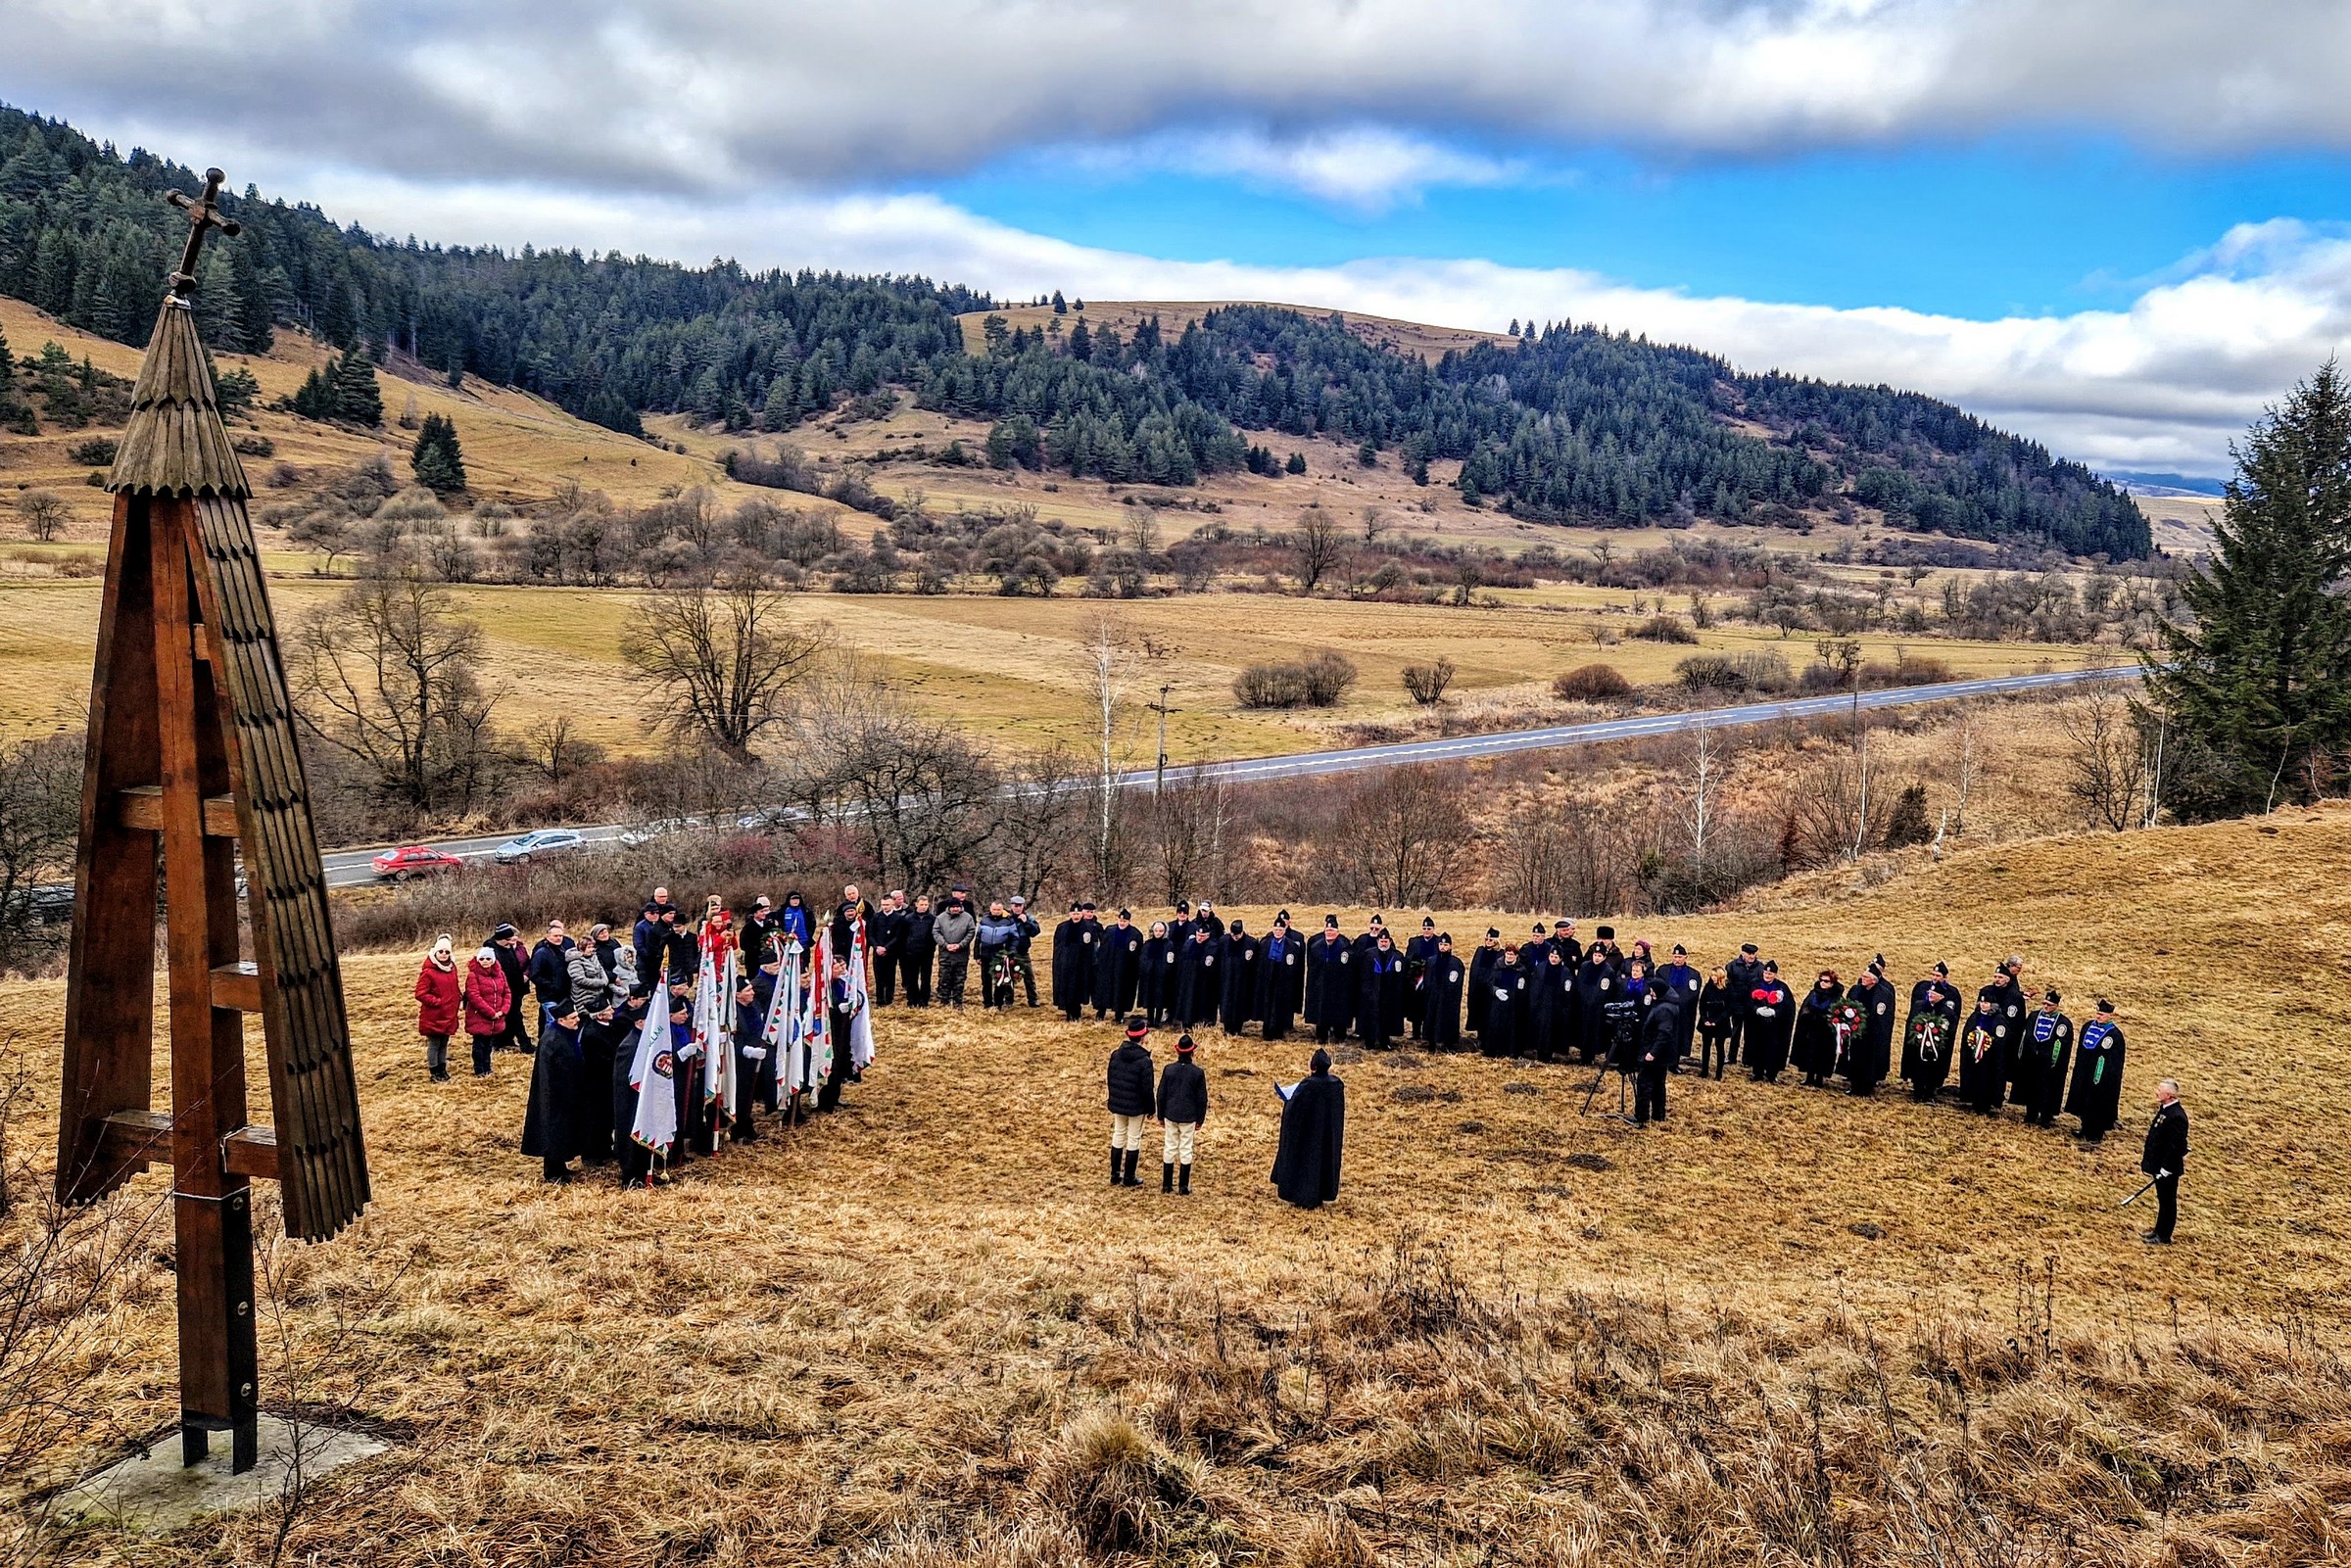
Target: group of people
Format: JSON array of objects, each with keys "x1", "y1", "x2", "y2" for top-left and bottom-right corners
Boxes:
[{"x1": 413, "y1": 884, "x2": 880, "y2": 1186}]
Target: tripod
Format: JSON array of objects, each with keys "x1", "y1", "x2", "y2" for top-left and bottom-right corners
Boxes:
[{"x1": 1578, "y1": 1050, "x2": 1636, "y2": 1122}]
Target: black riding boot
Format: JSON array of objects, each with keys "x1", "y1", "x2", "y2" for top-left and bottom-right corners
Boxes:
[
  {"x1": 1110, "y1": 1147, "x2": 1123, "y2": 1185},
  {"x1": 1121, "y1": 1149, "x2": 1142, "y2": 1187},
  {"x1": 1162, "y1": 1162, "x2": 1175, "y2": 1193},
  {"x1": 1178, "y1": 1164, "x2": 1191, "y2": 1195}
]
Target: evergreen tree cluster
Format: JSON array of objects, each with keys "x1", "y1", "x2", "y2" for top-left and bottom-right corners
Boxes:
[
  {"x1": 411, "y1": 411, "x2": 466, "y2": 494},
  {"x1": 0, "y1": 99, "x2": 2148, "y2": 557},
  {"x1": 286, "y1": 350, "x2": 383, "y2": 426}
]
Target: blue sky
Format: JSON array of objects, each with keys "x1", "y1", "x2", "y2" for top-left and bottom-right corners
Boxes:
[{"x1": 8, "y1": 0, "x2": 2351, "y2": 476}]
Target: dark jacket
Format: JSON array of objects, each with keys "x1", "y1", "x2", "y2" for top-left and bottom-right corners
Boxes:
[
  {"x1": 528, "y1": 937, "x2": 573, "y2": 1005},
  {"x1": 2141, "y1": 1099, "x2": 2189, "y2": 1176},
  {"x1": 1156, "y1": 1059, "x2": 1209, "y2": 1124},
  {"x1": 1107, "y1": 1040, "x2": 1156, "y2": 1116}
]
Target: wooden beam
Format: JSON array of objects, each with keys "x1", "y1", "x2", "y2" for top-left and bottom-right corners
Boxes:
[
  {"x1": 116, "y1": 785, "x2": 239, "y2": 837},
  {"x1": 209, "y1": 961, "x2": 262, "y2": 1013},
  {"x1": 220, "y1": 1127, "x2": 279, "y2": 1182},
  {"x1": 94, "y1": 1108, "x2": 175, "y2": 1176}
]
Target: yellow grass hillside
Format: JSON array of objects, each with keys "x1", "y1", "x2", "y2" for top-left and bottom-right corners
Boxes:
[{"x1": 3, "y1": 807, "x2": 2345, "y2": 1564}]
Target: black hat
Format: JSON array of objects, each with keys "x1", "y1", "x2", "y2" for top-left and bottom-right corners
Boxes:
[
  {"x1": 1932, "y1": 961, "x2": 1948, "y2": 976},
  {"x1": 1868, "y1": 954, "x2": 1885, "y2": 976},
  {"x1": 1310, "y1": 1048, "x2": 1332, "y2": 1073},
  {"x1": 1671, "y1": 943, "x2": 1686, "y2": 956},
  {"x1": 1369, "y1": 914, "x2": 1385, "y2": 926},
  {"x1": 1763, "y1": 959, "x2": 1779, "y2": 974},
  {"x1": 1176, "y1": 1034, "x2": 1196, "y2": 1054},
  {"x1": 1422, "y1": 916, "x2": 1436, "y2": 928},
  {"x1": 1324, "y1": 914, "x2": 1340, "y2": 927},
  {"x1": 491, "y1": 922, "x2": 517, "y2": 941},
  {"x1": 1595, "y1": 926, "x2": 1614, "y2": 940},
  {"x1": 1531, "y1": 922, "x2": 1548, "y2": 935},
  {"x1": 1275, "y1": 908, "x2": 1291, "y2": 923},
  {"x1": 1740, "y1": 942, "x2": 1757, "y2": 955},
  {"x1": 1176, "y1": 899, "x2": 1190, "y2": 913},
  {"x1": 1438, "y1": 931, "x2": 1453, "y2": 944},
  {"x1": 1118, "y1": 907, "x2": 1131, "y2": 919},
  {"x1": 1125, "y1": 1017, "x2": 1149, "y2": 1039},
  {"x1": 2095, "y1": 998, "x2": 2115, "y2": 1014},
  {"x1": 2044, "y1": 988, "x2": 2061, "y2": 1004},
  {"x1": 1485, "y1": 927, "x2": 1500, "y2": 939}
]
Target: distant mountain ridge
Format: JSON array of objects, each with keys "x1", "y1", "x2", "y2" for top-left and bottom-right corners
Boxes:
[{"x1": 0, "y1": 100, "x2": 2148, "y2": 558}]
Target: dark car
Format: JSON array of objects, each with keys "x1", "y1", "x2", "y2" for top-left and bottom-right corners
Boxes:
[{"x1": 371, "y1": 844, "x2": 464, "y2": 881}]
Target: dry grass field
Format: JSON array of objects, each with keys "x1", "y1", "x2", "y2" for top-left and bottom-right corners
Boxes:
[{"x1": 4, "y1": 806, "x2": 2346, "y2": 1564}]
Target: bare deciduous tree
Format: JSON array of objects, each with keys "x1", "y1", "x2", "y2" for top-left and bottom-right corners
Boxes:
[
  {"x1": 1150, "y1": 764, "x2": 1230, "y2": 904},
  {"x1": 1680, "y1": 727, "x2": 1726, "y2": 872},
  {"x1": 620, "y1": 570, "x2": 823, "y2": 761},
  {"x1": 1291, "y1": 505, "x2": 1344, "y2": 594},
  {"x1": 15, "y1": 489, "x2": 69, "y2": 543},
  {"x1": 516, "y1": 716, "x2": 606, "y2": 785},
  {"x1": 0, "y1": 734, "x2": 77, "y2": 965},
  {"x1": 2058, "y1": 686, "x2": 2151, "y2": 832},
  {"x1": 1081, "y1": 614, "x2": 1140, "y2": 887},
  {"x1": 1331, "y1": 766, "x2": 1471, "y2": 907},
  {"x1": 991, "y1": 745, "x2": 1091, "y2": 906},
  {"x1": 778, "y1": 664, "x2": 1000, "y2": 892},
  {"x1": 288, "y1": 573, "x2": 500, "y2": 815},
  {"x1": 1782, "y1": 753, "x2": 1887, "y2": 869},
  {"x1": 1401, "y1": 658, "x2": 1457, "y2": 706}
]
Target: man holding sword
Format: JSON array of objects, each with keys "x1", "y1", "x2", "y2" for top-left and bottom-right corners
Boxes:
[{"x1": 2135, "y1": 1079, "x2": 2190, "y2": 1244}]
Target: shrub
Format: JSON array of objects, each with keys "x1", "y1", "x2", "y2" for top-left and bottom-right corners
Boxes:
[
  {"x1": 1630, "y1": 614, "x2": 1698, "y2": 643},
  {"x1": 231, "y1": 434, "x2": 275, "y2": 458},
  {"x1": 1297, "y1": 650, "x2": 1358, "y2": 706},
  {"x1": 1675, "y1": 650, "x2": 1793, "y2": 694},
  {"x1": 1552, "y1": 663, "x2": 1632, "y2": 703},
  {"x1": 67, "y1": 437, "x2": 116, "y2": 466},
  {"x1": 1401, "y1": 658, "x2": 1457, "y2": 706},
  {"x1": 1234, "y1": 662, "x2": 1310, "y2": 709}
]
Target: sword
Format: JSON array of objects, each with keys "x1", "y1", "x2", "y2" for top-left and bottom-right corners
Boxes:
[{"x1": 2120, "y1": 1171, "x2": 2170, "y2": 1208}]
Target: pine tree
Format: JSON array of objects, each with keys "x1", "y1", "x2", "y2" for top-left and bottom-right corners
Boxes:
[
  {"x1": 290, "y1": 363, "x2": 340, "y2": 420},
  {"x1": 2146, "y1": 359, "x2": 2351, "y2": 818},
  {"x1": 1285, "y1": 451, "x2": 1306, "y2": 475},
  {"x1": 333, "y1": 350, "x2": 383, "y2": 426},
  {"x1": 1051, "y1": 289, "x2": 1067, "y2": 315},
  {"x1": 411, "y1": 411, "x2": 467, "y2": 494}
]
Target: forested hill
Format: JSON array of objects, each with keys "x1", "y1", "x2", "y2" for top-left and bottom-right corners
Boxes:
[{"x1": 0, "y1": 102, "x2": 2150, "y2": 558}]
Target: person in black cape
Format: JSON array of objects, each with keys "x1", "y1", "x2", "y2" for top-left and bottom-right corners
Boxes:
[
  {"x1": 1900, "y1": 963, "x2": 1961, "y2": 1101},
  {"x1": 1257, "y1": 914, "x2": 1305, "y2": 1040},
  {"x1": 1480, "y1": 945, "x2": 1529, "y2": 1057},
  {"x1": 1050, "y1": 902, "x2": 1096, "y2": 1021},
  {"x1": 1746, "y1": 962, "x2": 1795, "y2": 1082},
  {"x1": 1526, "y1": 945, "x2": 1573, "y2": 1062},
  {"x1": 1696, "y1": 966, "x2": 1735, "y2": 1078},
  {"x1": 1420, "y1": 933, "x2": 1465, "y2": 1050},
  {"x1": 1138, "y1": 921, "x2": 1176, "y2": 1026},
  {"x1": 607, "y1": 980, "x2": 654, "y2": 1187},
  {"x1": 1842, "y1": 962, "x2": 1896, "y2": 1095},
  {"x1": 1723, "y1": 942, "x2": 1763, "y2": 1070},
  {"x1": 1357, "y1": 931, "x2": 1406, "y2": 1049},
  {"x1": 1791, "y1": 970, "x2": 1846, "y2": 1086},
  {"x1": 1633, "y1": 988, "x2": 1680, "y2": 1126},
  {"x1": 1956, "y1": 994, "x2": 2009, "y2": 1115},
  {"x1": 1220, "y1": 919, "x2": 1260, "y2": 1035},
  {"x1": 1465, "y1": 929, "x2": 1501, "y2": 1039},
  {"x1": 1304, "y1": 918, "x2": 1355, "y2": 1043},
  {"x1": 1094, "y1": 909, "x2": 1141, "y2": 1020},
  {"x1": 1271, "y1": 1049, "x2": 1345, "y2": 1211},
  {"x1": 2065, "y1": 1000, "x2": 2128, "y2": 1141},
  {"x1": 1572, "y1": 933, "x2": 1622, "y2": 1065},
  {"x1": 1655, "y1": 944, "x2": 1703, "y2": 1069},
  {"x1": 521, "y1": 999, "x2": 588, "y2": 1183},
  {"x1": 1404, "y1": 917, "x2": 1441, "y2": 1037},
  {"x1": 2015, "y1": 989, "x2": 2074, "y2": 1126},
  {"x1": 1176, "y1": 923, "x2": 1225, "y2": 1029}
]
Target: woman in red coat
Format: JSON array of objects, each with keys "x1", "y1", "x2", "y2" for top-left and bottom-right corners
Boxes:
[
  {"x1": 413, "y1": 934, "x2": 463, "y2": 1081},
  {"x1": 462, "y1": 944, "x2": 511, "y2": 1078}
]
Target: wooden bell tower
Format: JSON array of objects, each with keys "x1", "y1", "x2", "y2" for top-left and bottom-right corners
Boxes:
[{"x1": 53, "y1": 169, "x2": 369, "y2": 1474}]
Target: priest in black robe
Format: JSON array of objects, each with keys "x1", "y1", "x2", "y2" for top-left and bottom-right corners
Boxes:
[
  {"x1": 1138, "y1": 922, "x2": 1176, "y2": 1026},
  {"x1": 1956, "y1": 995, "x2": 2009, "y2": 1115},
  {"x1": 1480, "y1": 946, "x2": 1529, "y2": 1058},
  {"x1": 2065, "y1": 1000, "x2": 2127, "y2": 1141},
  {"x1": 1304, "y1": 918, "x2": 1356, "y2": 1044},
  {"x1": 1094, "y1": 910, "x2": 1142, "y2": 1020},
  {"x1": 1051, "y1": 903, "x2": 1097, "y2": 1022},
  {"x1": 1176, "y1": 924, "x2": 1225, "y2": 1029},
  {"x1": 1257, "y1": 914, "x2": 1305, "y2": 1040},
  {"x1": 1220, "y1": 920, "x2": 1260, "y2": 1035},
  {"x1": 1271, "y1": 1049, "x2": 1346, "y2": 1211},
  {"x1": 1900, "y1": 964, "x2": 1961, "y2": 1101},
  {"x1": 1842, "y1": 963, "x2": 1896, "y2": 1095},
  {"x1": 2015, "y1": 989, "x2": 2074, "y2": 1125},
  {"x1": 1746, "y1": 962, "x2": 1795, "y2": 1081},
  {"x1": 1526, "y1": 945, "x2": 1574, "y2": 1062},
  {"x1": 1357, "y1": 931, "x2": 1407, "y2": 1049},
  {"x1": 1465, "y1": 929, "x2": 1501, "y2": 1039},
  {"x1": 1420, "y1": 934, "x2": 1464, "y2": 1050},
  {"x1": 1791, "y1": 971, "x2": 1846, "y2": 1086}
]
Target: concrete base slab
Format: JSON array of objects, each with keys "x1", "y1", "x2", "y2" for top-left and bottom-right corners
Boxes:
[{"x1": 50, "y1": 1417, "x2": 386, "y2": 1536}]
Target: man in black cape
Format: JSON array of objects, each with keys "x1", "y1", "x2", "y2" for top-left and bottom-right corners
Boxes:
[
  {"x1": 1257, "y1": 913, "x2": 1305, "y2": 1040},
  {"x1": 1176, "y1": 922, "x2": 1225, "y2": 1029},
  {"x1": 1526, "y1": 944, "x2": 1574, "y2": 1062},
  {"x1": 2066, "y1": 1000, "x2": 2128, "y2": 1141},
  {"x1": 1842, "y1": 961, "x2": 1896, "y2": 1096},
  {"x1": 1572, "y1": 929, "x2": 1622, "y2": 1065},
  {"x1": 1220, "y1": 919, "x2": 1260, "y2": 1035},
  {"x1": 1357, "y1": 930, "x2": 1407, "y2": 1049},
  {"x1": 1420, "y1": 933, "x2": 1465, "y2": 1050},
  {"x1": 521, "y1": 999, "x2": 589, "y2": 1183},
  {"x1": 1304, "y1": 916, "x2": 1355, "y2": 1044},
  {"x1": 1656, "y1": 944, "x2": 1703, "y2": 1069},
  {"x1": 1465, "y1": 928, "x2": 1501, "y2": 1039},
  {"x1": 1745, "y1": 961, "x2": 1795, "y2": 1081},
  {"x1": 1051, "y1": 901, "x2": 1096, "y2": 1021},
  {"x1": 1271, "y1": 1048, "x2": 1346, "y2": 1211},
  {"x1": 2015, "y1": 988, "x2": 2074, "y2": 1126},
  {"x1": 1633, "y1": 987, "x2": 1680, "y2": 1126},
  {"x1": 1139, "y1": 921, "x2": 1176, "y2": 1027},
  {"x1": 1404, "y1": 917, "x2": 1442, "y2": 1038},
  {"x1": 1900, "y1": 962, "x2": 1961, "y2": 1101},
  {"x1": 1480, "y1": 944, "x2": 1529, "y2": 1058},
  {"x1": 607, "y1": 977, "x2": 655, "y2": 1187},
  {"x1": 1723, "y1": 941, "x2": 1763, "y2": 1070},
  {"x1": 1094, "y1": 908, "x2": 1141, "y2": 1020},
  {"x1": 1956, "y1": 993, "x2": 2009, "y2": 1115}
]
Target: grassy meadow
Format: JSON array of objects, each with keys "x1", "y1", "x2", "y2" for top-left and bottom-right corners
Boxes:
[{"x1": 4, "y1": 805, "x2": 2346, "y2": 1563}]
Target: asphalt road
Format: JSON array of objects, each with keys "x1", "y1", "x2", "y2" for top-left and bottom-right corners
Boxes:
[{"x1": 321, "y1": 664, "x2": 2137, "y2": 889}]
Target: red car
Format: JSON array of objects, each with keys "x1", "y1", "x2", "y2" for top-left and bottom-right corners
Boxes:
[{"x1": 371, "y1": 844, "x2": 463, "y2": 882}]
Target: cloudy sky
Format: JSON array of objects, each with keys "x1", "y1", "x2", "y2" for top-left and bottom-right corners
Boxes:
[{"x1": 9, "y1": 0, "x2": 2351, "y2": 477}]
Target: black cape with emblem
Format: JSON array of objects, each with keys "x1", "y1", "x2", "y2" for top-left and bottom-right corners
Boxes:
[
  {"x1": 1357, "y1": 944, "x2": 1406, "y2": 1047},
  {"x1": 1176, "y1": 931, "x2": 1225, "y2": 1028},
  {"x1": 521, "y1": 1015, "x2": 588, "y2": 1164},
  {"x1": 1843, "y1": 975, "x2": 1896, "y2": 1090},
  {"x1": 2014, "y1": 1006, "x2": 2074, "y2": 1119},
  {"x1": 1791, "y1": 978, "x2": 1847, "y2": 1079},
  {"x1": 1271, "y1": 1066, "x2": 1346, "y2": 1210},
  {"x1": 1956, "y1": 999, "x2": 2009, "y2": 1113},
  {"x1": 2065, "y1": 1018, "x2": 2127, "y2": 1137},
  {"x1": 1051, "y1": 917, "x2": 1095, "y2": 1019},
  {"x1": 1465, "y1": 942, "x2": 1499, "y2": 1036},
  {"x1": 1093, "y1": 923, "x2": 1141, "y2": 1017},
  {"x1": 1420, "y1": 951, "x2": 1465, "y2": 1049},
  {"x1": 1304, "y1": 932, "x2": 1356, "y2": 1038},
  {"x1": 1481, "y1": 959, "x2": 1530, "y2": 1058},
  {"x1": 1220, "y1": 927, "x2": 1261, "y2": 1034},
  {"x1": 1900, "y1": 978, "x2": 1962, "y2": 1097},
  {"x1": 1257, "y1": 928, "x2": 1305, "y2": 1039}
]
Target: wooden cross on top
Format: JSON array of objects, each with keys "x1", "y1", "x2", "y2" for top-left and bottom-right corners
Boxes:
[{"x1": 166, "y1": 167, "x2": 241, "y2": 300}]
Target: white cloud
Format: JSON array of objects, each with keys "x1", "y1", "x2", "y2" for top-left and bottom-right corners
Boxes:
[
  {"x1": 280, "y1": 166, "x2": 2347, "y2": 475},
  {"x1": 9, "y1": 1, "x2": 2351, "y2": 190},
  {"x1": 1066, "y1": 126, "x2": 1531, "y2": 211}
]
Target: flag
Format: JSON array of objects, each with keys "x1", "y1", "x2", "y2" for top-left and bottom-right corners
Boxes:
[
  {"x1": 628, "y1": 955, "x2": 680, "y2": 1156},
  {"x1": 694, "y1": 914, "x2": 739, "y2": 1121},
  {"x1": 762, "y1": 934, "x2": 807, "y2": 1103}
]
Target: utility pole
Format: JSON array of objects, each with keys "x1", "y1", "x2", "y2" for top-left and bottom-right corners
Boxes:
[{"x1": 1153, "y1": 683, "x2": 1175, "y2": 796}]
